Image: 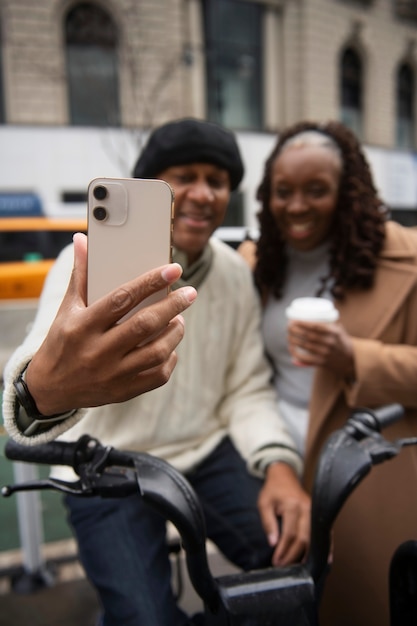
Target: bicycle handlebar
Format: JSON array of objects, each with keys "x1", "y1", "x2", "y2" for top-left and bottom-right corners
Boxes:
[
  {"x1": 346, "y1": 403, "x2": 404, "y2": 436},
  {"x1": 4, "y1": 404, "x2": 405, "y2": 467},
  {"x1": 5, "y1": 437, "x2": 88, "y2": 466},
  {"x1": 371, "y1": 403, "x2": 404, "y2": 428},
  {"x1": 3, "y1": 434, "x2": 139, "y2": 470}
]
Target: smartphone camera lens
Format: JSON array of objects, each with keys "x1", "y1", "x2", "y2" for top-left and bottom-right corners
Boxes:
[
  {"x1": 93, "y1": 206, "x2": 108, "y2": 222},
  {"x1": 93, "y1": 185, "x2": 107, "y2": 201}
]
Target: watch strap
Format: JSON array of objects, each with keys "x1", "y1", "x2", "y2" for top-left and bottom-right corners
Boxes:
[{"x1": 13, "y1": 365, "x2": 76, "y2": 436}]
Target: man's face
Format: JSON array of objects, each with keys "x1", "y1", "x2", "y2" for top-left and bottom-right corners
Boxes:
[{"x1": 158, "y1": 163, "x2": 231, "y2": 264}]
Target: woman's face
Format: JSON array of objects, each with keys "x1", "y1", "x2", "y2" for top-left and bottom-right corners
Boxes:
[{"x1": 269, "y1": 144, "x2": 342, "y2": 251}]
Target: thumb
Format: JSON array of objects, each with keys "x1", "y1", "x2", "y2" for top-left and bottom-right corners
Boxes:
[
  {"x1": 260, "y1": 505, "x2": 280, "y2": 547},
  {"x1": 70, "y1": 232, "x2": 88, "y2": 304}
]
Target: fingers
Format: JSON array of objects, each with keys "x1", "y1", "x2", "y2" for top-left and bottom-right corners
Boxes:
[
  {"x1": 259, "y1": 496, "x2": 310, "y2": 566},
  {"x1": 68, "y1": 235, "x2": 186, "y2": 324},
  {"x1": 88, "y1": 290, "x2": 196, "y2": 404},
  {"x1": 91, "y1": 338, "x2": 183, "y2": 406},
  {"x1": 258, "y1": 499, "x2": 280, "y2": 548},
  {"x1": 69, "y1": 234, "x2": 190, "y2": 332},
  {"x1": 271, "y1": 504, "x2": 310, "y2": 566},
  {"x1": 125, "y1": 351, "x2": 180, "y2": 396},
  {"x1": 102, "y1": 285, "x2": 196, "y2": 357},
  {"x1": 288, "y1": 321, "x2": 335, "y2": 365},
  {"x1": 289, "y1": 321, "x2": 326, "y2": 348},
  {"x1": 288, "y1": 320, "x2": 355, "y2": 376},
  {"x1": 102, "y1": 316, "x2": 187, "y2": 400},
  {"x1": 126, "y1": 284, "x2": 196, "y2": 341},
  {"x1": 258, "y1": 463, "x2": 311, "y2": 567},
  {"x1": 86, "y1": 263, "x2": 188, "y2": 330}
]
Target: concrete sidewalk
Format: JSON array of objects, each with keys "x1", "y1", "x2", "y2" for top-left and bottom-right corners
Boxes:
[
  {"x1": 0, "y1": 539, "x2": 99, "y2": 626},
  {"x1": 0, "y1": 576, "x2": 99, "y2": 626}
]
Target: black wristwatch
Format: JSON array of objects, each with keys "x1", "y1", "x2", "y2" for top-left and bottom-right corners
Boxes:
[{"x1": 13, "y1": 364, "x2": 76, "y2": 436}]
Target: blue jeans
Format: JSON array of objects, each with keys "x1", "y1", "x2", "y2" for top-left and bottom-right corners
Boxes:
[{"x1": 64, "y1": 437, "x2": 273, "y2": 626}]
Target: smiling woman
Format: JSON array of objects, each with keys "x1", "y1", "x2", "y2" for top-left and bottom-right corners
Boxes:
[
  {"x1": 0, "y1": 217, "x2": 87, "y2": 299},
  {"x1": 238, "y1": 119, "x2": 417, "y2": 626}
]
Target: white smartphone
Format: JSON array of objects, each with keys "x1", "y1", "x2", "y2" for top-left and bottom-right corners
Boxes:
[{"x1": 87, "y1": 177, "x2": 174, "y2": 319}]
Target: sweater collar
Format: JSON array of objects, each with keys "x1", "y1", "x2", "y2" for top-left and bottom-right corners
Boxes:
[{"x1": 172, "y1": 243, "x2": 214, "y2": 290}]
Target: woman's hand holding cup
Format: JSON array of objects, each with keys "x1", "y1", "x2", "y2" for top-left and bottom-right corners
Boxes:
[{"x1": 286, "y1": 297, "x2": 355, "y2": 378}]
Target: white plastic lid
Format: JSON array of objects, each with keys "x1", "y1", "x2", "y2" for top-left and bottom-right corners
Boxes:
[{"x1": 285, "y1": 297, "x2": 339, "y2": 322}]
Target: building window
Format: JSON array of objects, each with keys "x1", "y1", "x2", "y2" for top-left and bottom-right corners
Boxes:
[
  {"x1": 203, "y1": 0, "x2": 263, "y2": 130},
  {"x1": 65, "y1": 2, "x2": 120, "y2": 126},
  {"x1": 339, "y1": 0, "x2": 373, "y2": 5},
  {"x1": 396, "y1": 62, "x2": 414, "y2": 150},
  {"x1": 340, "y1": 47, "x2": 363, "y2": 138}
]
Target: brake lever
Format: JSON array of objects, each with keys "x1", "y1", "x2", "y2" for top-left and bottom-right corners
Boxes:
[
  {"x1": 2, "y1": 465, "x2": 141, "y2": 498},
  {"x1": 2, "y1": 477, "x2": 86, "y2": 497},
  {"x1": 344, "y1": 410, "x2": 404, "y2": 465},
  {"x1": 2, "y1": 440, "x2": 140, "y2": 499},
  {"x1": 359, "y1": 435, "x2": 401, "y2": 465},
  {"x1": 366, "y1": 434, "x2": 417, "y2": 465}
]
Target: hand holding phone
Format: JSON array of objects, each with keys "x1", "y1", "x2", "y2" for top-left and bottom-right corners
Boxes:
[{"x1": 25, "y1": 236, "x2": 196, "y2": 418}]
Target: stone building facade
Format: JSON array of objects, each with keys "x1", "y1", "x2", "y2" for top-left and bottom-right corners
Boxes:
[{"x1": 0, "y1": 0, "x2": 416, "y2": 226}]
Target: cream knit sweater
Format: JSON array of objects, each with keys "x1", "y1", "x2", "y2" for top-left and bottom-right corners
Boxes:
[{"x1": 3, "y1": 238, "x2": 302, "y2": 480}]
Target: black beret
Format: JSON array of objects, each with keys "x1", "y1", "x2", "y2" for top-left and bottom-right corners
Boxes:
[{"x1": 132, "y1": 118, "x2": 244, "y2": 191}]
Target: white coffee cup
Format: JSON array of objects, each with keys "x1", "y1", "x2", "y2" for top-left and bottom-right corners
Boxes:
[
  {"x1": 285, "y1": 297, "x2": 339, "y2": 362},
  {"x1": 285, "y1": 297, "x2": 339, "y2": 323}
]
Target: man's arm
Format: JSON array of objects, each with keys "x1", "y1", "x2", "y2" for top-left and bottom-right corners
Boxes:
[{"x1": 3, "y1": 233, "x2": 197, "y2": 444}]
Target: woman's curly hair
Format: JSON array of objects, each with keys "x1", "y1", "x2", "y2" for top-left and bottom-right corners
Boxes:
[{"x1": 254, "y1": 120, "x2": 387, "y2": 300}]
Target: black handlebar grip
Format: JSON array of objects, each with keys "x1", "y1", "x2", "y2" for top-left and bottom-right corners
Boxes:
[
  {"x1": 4, "y1": 438, "x2": 80, "y2": 466},
  {"x1": 371, "y1": 403, "x2": 404, "y2": 430}
]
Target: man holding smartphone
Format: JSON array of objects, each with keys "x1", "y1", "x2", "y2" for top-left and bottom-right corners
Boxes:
[{"x1": 3, "y1": 118, "x2": 310, "y2": 626}]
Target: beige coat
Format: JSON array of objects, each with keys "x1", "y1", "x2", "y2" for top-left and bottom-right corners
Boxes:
[{"x1": 240, "y1": 221, "x2": 417, "y2": 625}]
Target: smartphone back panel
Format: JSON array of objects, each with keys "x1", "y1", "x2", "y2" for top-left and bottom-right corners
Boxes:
[{"x1": 87, "y1": 177, "x2": 173, "y2": 315}]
